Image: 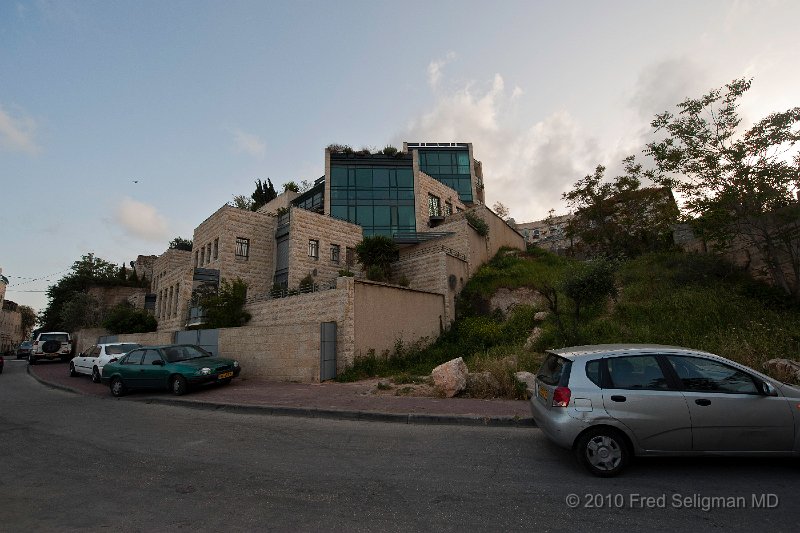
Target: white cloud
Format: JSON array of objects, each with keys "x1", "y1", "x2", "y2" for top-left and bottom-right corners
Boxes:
[
  {"x1": 427, "y1": 52, "x2": 456, "y2": 88},
  {"x1": 114, "y1": 197, "x2": 170, "y2": 242},
  {"x1": 0, "y1": 104, "x2": 40, "y2": 155},
  {"x1": 403, "y1": 72, "x2": 603, "y2": 222},
  {"x1": 232, "y1": 129, "x2": 266, "y2": 157}
]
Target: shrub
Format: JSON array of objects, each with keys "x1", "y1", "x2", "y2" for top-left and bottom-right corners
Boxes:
[
  {"x1": 197, "y1": 278, "x2": 251, "y2": 328},
  {"x1": 465, "y1": 212, "x2": 489, "y2": 236},
  {"x1": 356, "y1": 235, "x2": 398, "y2": 280},
  {"x1": 102, "y1": 303, "x2": 157, "y2": 334},
  {"x1": 382, "y1": 145, "x2": 398, "y2": 156},
  {"x1": 338, "y1": 268, "x2": 355, "y2": 277}
]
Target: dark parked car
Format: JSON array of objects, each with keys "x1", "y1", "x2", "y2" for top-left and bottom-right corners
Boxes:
[
  {"x1": 16, "y1": 341, "x2": 33, "y2": 359},
  {"x1": 101, "y1": 344, "x2": 241, "y2": 397}
]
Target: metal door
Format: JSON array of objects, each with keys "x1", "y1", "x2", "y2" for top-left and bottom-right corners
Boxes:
[
  {"x1": 320, "y1": 322, "x2": 337, "y2": 381},
  {"x1": 174, "y1": 329, "x2": 219, "y2": 356}
]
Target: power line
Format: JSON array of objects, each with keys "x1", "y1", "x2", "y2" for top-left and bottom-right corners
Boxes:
[
  {"x1": 5, "y1": 289, "x2": 48, "y2": 293},
  {"x1": 7, "y1": 267, "x2": 71, "y2": 287}
]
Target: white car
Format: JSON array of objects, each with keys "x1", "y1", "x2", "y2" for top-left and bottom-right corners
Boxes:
[
  {"x1": 70, "y1": 343, "x2": 142, "y2": 383},
  {"x1": 30, "y1": 332, "x2": 73, "y2": 364}
]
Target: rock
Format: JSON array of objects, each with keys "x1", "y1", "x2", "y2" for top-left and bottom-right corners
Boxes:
[
  {"x1": 489, "y1": 287, "x2": 545, "y2": 316},
  {"x1": 465, "y1": 371, "x2": 502, "y2": 399},
  {"x1": 515, "y1": 371, "x2": 536, "y2": 395},
  {"x1": 524, "y1": 327, "x2": 543, "y2": 350},
  {"x1": 764, "y1": 359, "x2": 800, "y2": 384},
  {"x1": 431, "y1": 357, "x2": 468, "y2": 397},
  {"x1": 534, "y1": 311, "x2": 549, "y2": 321}
]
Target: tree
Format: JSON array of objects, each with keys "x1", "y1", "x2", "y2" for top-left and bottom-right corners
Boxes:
[
  {"x1": 299, "y1": 179, "x2": 314, "y2": 193},
  {"x1": 196, "y1": 278, "x2": 251, "y2": 328},
  {"x1": 563, "y1": 157, "x2": 678, "y2": 258},
  {"x1": 251, "y1": 179, "x2": 277, "y2": 211},
  {"x1": 231, "y1": 194, "x2": 254, "y2": 210},
  {"x1": 492, "y1": 201, "x2": 510, "y2": 220},
  {"x1": 117, "y1": 263, "x2": 127, "y2": 281},
  {"x1": 102, "y1": 303, "x2": 157, "y2": 334},
  {"x1": 19, "y1": 305, "x2": 36, "y2": 339},
  {"x1": 60, "y1": 293, "x2": 102, "y2": 332},
  {"x1": 283, "y1": 181, "x2": 300, "y2": 193},
  {"x1": 355, "y1": 236, "x2": 398, "y2": 281},
  {"x1": 169, "y1": 237, "x2": 193, "y2": 251},
  {"x1": 39, "y1": 254, "x2": 121, "y2": 330},
  {"x1": 647, "y1": 78, "x2": 800, "y2": 299}
]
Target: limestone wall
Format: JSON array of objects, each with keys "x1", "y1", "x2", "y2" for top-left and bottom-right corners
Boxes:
[
  {"x1": 115, "y1": 331, "x2": 174, "y2": 346},
  {"x1": 87, "y1": 286, "x2": 148, "y2": 310},
  {"x1": 353, "y1": 280, "x2": 444, "y2": 358},
  {"x1": 413, "y1": 171, "x2": 466, "y2": 232},
  {"x1": 286, "y1": 208, "x2": 363, "y2": 288},
  {"x1": 257, "y1": 191, "x2": 299, "y2": 215}
]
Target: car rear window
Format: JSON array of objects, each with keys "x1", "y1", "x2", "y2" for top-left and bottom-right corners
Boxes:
[
  {"x1": 537, "y1": 354, "x2": 571, "y2": 386},
  {"x1": 40, "y1": 334, "x2": 69, "y2": 342},
  {"x1": 107, "y1": 344, "x2": 142, "y2": 355}
]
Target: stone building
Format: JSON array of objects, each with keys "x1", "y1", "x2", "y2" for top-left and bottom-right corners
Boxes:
[
  {"x1": 0, "y1": 268, "x2": 23, "y2": 354},
  {"x1": 107, "y1": 142, "x2": 525, "y2": 381},
  {"x1": 516, "y1": 213, "x2": 575, "y2": 254}
]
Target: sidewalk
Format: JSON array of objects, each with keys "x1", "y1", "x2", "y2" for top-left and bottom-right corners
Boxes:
[{"x1": 27, "y1": 362, "x2": 535, "y2": 427}]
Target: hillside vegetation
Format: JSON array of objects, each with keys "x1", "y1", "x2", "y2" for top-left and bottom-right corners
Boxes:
[{"x1": 338, "y1": 248, "x2": 800, "y2": 395}]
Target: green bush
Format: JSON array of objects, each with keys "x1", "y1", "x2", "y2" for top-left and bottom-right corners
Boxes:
[
  {"x1": 197, "y1": 278, "x2": 251, "y2": 329},
  {"x1": 102, "y1": 304, "x2": 157, "y2": 334},
  {"x1": 465, "y1": 212, "x2": 489, "y2": 236}
]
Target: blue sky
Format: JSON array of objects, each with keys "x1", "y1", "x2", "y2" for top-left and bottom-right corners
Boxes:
[{"x1": 2, "y1": 0, "x2": 798, "y2": 311}]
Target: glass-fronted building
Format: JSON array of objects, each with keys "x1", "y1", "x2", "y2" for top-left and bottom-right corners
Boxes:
[{"x1": 328, "y1": 152, "x2": 418, "y2": 237}]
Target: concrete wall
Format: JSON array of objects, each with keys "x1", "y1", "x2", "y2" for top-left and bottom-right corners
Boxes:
[
  {"x1": 286, "y1": 208, "x2": 363, "y2": 288},
  {"x1": 353, "y1": 280, "x2": 444, "y2": 358},
  {"x1": 73, "y1": 327, "x2": 111, "y2": 354}
]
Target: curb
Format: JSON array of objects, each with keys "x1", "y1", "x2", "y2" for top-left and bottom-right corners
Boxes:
[{"x1": 27, "y1": 366, "x2": 536, "y2": 428}]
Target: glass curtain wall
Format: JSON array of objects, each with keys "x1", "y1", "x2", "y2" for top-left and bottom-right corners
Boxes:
[
  {"x1": 329, "y1": 164, "x2": 416, "y2": 237},
  {"x1": 418, "y1": 149, "x2": 473, "y2": 202}
]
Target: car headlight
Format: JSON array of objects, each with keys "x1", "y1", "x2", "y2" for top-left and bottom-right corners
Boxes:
[
  {"x1": 198, "y1": 367, "x2": 211, "y2": 376},
  {"x1": 233, "y1": 361, "x2": 239, "y2": 368}
]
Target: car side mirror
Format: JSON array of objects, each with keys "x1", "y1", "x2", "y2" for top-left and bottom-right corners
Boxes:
[
  {"x1": 762, "y1": 381, "x2": 779, "y2": 397},
  {"x1": 152, "y1": 360, "x2": 165, "y2": 366}
]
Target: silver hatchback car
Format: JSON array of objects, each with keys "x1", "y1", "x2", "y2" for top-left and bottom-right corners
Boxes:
[{"x1": 530, "y1": 344, "x2": 800, "y2": 476}]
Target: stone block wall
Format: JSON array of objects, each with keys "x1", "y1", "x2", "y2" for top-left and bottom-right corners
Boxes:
[
  {"x1": 192, "y1": 205, "x2": 276, "y2": 297},
  {"x1": 257, "y1": 191, "x2": 299, "y2": 216},
  {"x1": 87, "y1": 286, "x2": 148, "y2": 310},
  {"x1": 73, "y1": 327, "x2": 111, "y2": 354},
  {"x1": 413, "y1": 171, "x2": 466, "y2": 232},
  {"x1": 152, "y1": 249, "x2": 193, "y2": 332},
  {"x1": 0, "y1": 305, "x2": 22, "y2": 353},
  {"x1": 116, "y1": 331, "x2": 175, "y2": 346},
  {"x1": 286, "y1": 208, "x2": 363, "y2": 288}
]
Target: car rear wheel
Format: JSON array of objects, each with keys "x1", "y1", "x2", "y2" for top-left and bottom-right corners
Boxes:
[
  {"x1": 171, "y1": 375, "x2": 188, "y2": 396},
  {"x1": 110, "y1": 377, "x2": 126, "y2": 397},
  {"x1": 28, "y1": 355, "x2": 36, "y2": 365},
  {"x1": 92, "y1": 367, "x2": 101, "y2": 383},
  {"x1": 575, "y1": 427, "x2": 630, "y2": 477},
  {"x1": 69, "y1": 362, "x2": 78, "y2": 377}
]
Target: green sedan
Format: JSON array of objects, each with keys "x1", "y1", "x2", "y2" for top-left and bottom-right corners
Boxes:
[{"x1": 101, "y1": 344, "x2": 241, "y2": 397}]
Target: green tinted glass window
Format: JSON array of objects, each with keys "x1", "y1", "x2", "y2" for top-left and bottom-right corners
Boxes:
[
  {"x1": 331, "y1": 166, "x2": 348, "y2": 187},
  {"x1": 373, "y1": 168, "x2": 390, "y2": 187},
  {"x1": 396, "y1": 168, "x2": 413, "y2": 187},
  {"x1": 419, "y1": 149, "x2": 473, "y2": 202}
]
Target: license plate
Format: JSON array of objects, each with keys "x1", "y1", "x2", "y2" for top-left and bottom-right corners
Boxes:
[
  {"x1": 218, "y1": 371, "x2": 234, "y2": 380},
  {"x1": 538, "y1": 385, "x2": 548, "y2": 400}
]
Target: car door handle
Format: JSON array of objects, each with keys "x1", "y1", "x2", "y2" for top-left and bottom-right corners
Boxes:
[
  {"x1": 695, "y1": 399, "x2": 711, "y2": 406},
  {"x1": 610, "y1": 395, "x2": 626, "y2": 402}
]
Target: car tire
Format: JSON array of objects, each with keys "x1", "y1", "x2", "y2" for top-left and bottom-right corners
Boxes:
[
  {"x1": 110, "y1": 377, "x2": 126, "y2": 397},
  {"x1": 92, "y1": 367, "x2": 101, "y2": 383},
  {"x1": 69, "y1": 362, "x2": 78, "y2": 377},
  {"x1": 171, "y1": 375, "x2": 188, "y2": 396},
  {"x1": 28, "y1": 355, "x2": 36, "y2": 365},
  {"x1": 575, "y1": 427, "x2": 630, "y2": 477}
]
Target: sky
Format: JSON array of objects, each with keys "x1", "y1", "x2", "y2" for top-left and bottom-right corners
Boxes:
[{"x1": 1, "y1": 0, "x2": 799, "y2": 312}]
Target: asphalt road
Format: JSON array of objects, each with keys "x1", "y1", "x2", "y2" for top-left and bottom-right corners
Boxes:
[{"x1": 1, "y1": 359, "x2": 799, "y2": 532}]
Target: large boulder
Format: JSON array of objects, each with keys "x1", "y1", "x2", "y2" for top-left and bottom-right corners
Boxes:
[
  {"x1": 489, "y1": 287, "x2": 545, "y2": 316},
  {"x1": 764, "y1": 359, "x2": 800, "y2": 384},
  {"x1": 515, "y1": 371, "x2": 536, "y2": 396},
  {"x1": 464, "y1": 371, "x2": 502, "y2": 399},
  {"x1": 431, "y1": 357, "x2": 468, "y2": 397}
]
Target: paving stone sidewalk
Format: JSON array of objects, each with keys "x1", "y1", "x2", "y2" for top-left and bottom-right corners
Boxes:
[{"x1": 27, "y1": 361, "x2": 535, "y2": 427}]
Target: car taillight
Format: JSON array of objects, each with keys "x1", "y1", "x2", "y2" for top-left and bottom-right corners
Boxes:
[{"x1": 552, "y1": 386, "x2": 571, "y2": 407}]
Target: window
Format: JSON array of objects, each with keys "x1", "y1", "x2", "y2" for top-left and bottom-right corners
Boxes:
[
  {"x1": 142, "y1": 350, "x2": 162, "y2": 366},
  {"x1": 308, "y1": 239, "x2": 319, "y2": 259},
  {"x1": 537, "y1": 354, "x2": 571, "y2": 386},
  {"x1": 235, "y1": 237, "x2": 250, "y2": 259},
  {"x1": 346, "y1": 247, "x2": 355, "y2": 266},
  {"x1": 444, "y1": 202, "x2": 452, "y2": 216},
  {"x1": 666, "y1": 356, "x2": 758, "y2": 394},
  {"x1": 200, "y1": 247, "x2": 205, "y2": 265},
  {"x1": 123, "y1": 350, "x2": 144, "y2": 365},
  {"x1": 213, "y1": 238, "x2": 219, "y2": 260},
  {"x1": 428, "y1": 194, "x2": 441, "y2": 217},
  {"x1": 206, "y1": 244, "x2": 211, "y2": 264},
  {"x1": 194, "y1": 251, "x2": 198, "y2": 268},
  {"x1": 607, "y1": 356, "x2": 668, "y2": 390},
  {"x1": 331, "y1": 244, "x2": 340, "y2": 263}
]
